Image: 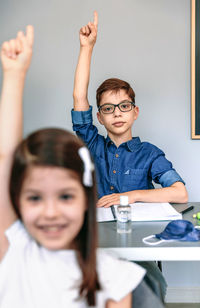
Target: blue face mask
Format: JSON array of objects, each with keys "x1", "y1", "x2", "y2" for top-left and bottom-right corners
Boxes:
[{"x1": 143, "y1": 220, "x2": 200, "y2": 246}]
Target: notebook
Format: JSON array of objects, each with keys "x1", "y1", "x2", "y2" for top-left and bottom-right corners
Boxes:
[{"x1": 97, "y1": 202, "x2": 182, "y2": 222}]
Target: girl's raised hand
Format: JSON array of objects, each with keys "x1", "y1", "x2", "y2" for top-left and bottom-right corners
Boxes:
[
  {"x1": 79, "y1": 11, "x2": 98, "y2": 48},
  {"x1": 1, "y1": 25, "x2": 34, "y2": 73}
]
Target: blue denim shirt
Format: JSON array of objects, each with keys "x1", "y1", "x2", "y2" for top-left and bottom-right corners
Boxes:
[{"x1": 71, "y1": 106, "x2": 184, "y2": 198}]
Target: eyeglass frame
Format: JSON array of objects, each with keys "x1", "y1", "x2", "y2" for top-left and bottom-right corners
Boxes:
[{"x1": 98, "y1": 100, "x2": 136, "y2": 114}]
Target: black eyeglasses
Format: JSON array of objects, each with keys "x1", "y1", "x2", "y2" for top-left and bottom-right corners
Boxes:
[{"x1": 98, "y1": 100, "x2": 135, "y2": 114}]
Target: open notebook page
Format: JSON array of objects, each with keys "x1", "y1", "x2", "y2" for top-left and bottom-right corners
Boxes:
[
  {"x1": 97, "y1": 202, "x2": 182, "y2": 222},
  {"x1": 97, "y1": 207, "x2": 115, "y2": 222}
]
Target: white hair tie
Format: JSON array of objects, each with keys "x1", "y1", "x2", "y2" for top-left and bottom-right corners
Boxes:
[{"x1": 78, "y1": 147, "x2": 94, "y2": 187}]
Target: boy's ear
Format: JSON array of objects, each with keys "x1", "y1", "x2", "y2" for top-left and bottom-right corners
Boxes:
[
  {"x1": 97, "y1": 111, "x2": 104, "y2": 125},
  {"x1": 134, "y1": 106, "x2": 139, "y2": 120}
]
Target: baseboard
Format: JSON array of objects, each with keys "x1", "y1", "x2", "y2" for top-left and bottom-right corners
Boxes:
[{"x1": 165, "y1": 287, "x2": 200, "y2": 303}]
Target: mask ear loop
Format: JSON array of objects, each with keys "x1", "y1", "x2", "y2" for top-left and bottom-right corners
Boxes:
[{"x1": 142, "y1": 235, "x2": 166, "y2": 246}]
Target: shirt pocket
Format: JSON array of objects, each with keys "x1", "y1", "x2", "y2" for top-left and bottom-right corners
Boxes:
[
  {"x1": 94, "y1": 156, "x2": 108, "y2": 184},
  {"x1": 121, "y1": 168, "x2": 148, "y2": 191}
]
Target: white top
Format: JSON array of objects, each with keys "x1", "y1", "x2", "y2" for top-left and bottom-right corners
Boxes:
[{"x1": 0, "y1": 220, "x2": 145, "y2": 308}]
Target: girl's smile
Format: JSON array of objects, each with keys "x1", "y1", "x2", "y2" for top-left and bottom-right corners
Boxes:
[{"x1": 19, "y1": 166, "x2": 87, "y2": 250}]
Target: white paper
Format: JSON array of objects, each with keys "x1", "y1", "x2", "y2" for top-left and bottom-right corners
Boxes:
[
  {"x1": 97, "y1": 202, "x2": 182, "y2": 222},
  {"x1": 97, "y1": 207, "x2": 115, "y2": 222},
  {"x1": 127, "y1": 202, "x2": 182, "y2": 221}
]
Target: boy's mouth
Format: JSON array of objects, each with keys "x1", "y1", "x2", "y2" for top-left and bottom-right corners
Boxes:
[{"x1": 112, "y1": 121, "x2": 125, "y2": 127}]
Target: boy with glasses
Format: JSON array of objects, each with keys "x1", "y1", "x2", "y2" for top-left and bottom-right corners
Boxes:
[{"x1": 71, "y1": 11, "x2": 188, "y2": 208}]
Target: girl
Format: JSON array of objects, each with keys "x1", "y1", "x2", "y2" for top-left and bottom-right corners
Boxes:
[{"x1": 0, "y1": 26, "x2": 145, "y2": 307}]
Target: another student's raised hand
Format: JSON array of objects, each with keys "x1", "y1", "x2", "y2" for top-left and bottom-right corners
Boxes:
[
  {"x1": 1, "y1": 25, "x2": 34, "y2": 74},
  {"x1": 79, "y1": 11, "x2": 98, "y2": 48}
]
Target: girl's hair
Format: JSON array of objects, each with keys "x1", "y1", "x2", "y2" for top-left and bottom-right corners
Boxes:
[
  {"x1": 9, "y1": 128, "x2": 101, "y2": 306},
  {"x1": 96, "y1": 77, "x2": 136, "y2": 107}
]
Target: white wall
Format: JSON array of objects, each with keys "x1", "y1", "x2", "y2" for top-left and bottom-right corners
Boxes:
[
  {"x1": 0, "y1": 0, "x2": 199, "y2": 301},
  {"x1": 0, "y1": 0, "x2": 197, "y2": 199}
]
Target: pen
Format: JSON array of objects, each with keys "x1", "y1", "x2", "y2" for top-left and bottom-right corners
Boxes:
[
  {"x1": 182, "y1": 205, "x2": 194, "y2": 214},
  {"x1": 111, "y1": 205, "x2": 117, "y2": 220}
]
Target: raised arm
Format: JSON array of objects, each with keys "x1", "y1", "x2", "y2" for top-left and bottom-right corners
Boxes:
[
  {"x1": 0, "y1": 26, "x2": 34, "y2": 258},
  {"x1": 73, "y1": 11, "x2": 98, "y2": 111}
]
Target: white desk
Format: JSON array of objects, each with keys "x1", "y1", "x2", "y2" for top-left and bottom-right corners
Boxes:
[{"x1": 98, "y1": 203, "x2": 200, "y2": 261}]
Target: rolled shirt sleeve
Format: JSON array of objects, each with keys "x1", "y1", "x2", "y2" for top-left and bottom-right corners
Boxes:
[
  {"x1": 159, "y1": 169, "x2": 185, "y2": 187},
  {"x1": 150, "y1": 149, "x2": 185, "y2": 187},
  {"x1": 71, "y1": 106, "x2": 93, "y2": 125}
]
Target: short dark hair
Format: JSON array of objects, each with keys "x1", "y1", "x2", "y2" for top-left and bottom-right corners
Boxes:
[
  {"x1": 96, "y1": 78, "x2": 135, "y2": 107},
  {"x1": 9, "y1": 128, "x2": 100, "y2": 306}
]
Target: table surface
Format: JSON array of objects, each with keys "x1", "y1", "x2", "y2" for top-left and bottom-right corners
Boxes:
[{"x1": 98, "y1": 202, "x2": 200, "y2": 261}]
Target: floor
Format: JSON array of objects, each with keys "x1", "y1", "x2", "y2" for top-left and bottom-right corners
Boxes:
[{"x1": 165, "y1": 304, "x2": 200, "y2": 308}]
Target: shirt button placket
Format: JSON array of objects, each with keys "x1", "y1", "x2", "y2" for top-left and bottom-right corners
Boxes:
[{"x1": 111, "y1": 151, "x2": 119, "y2": 190}]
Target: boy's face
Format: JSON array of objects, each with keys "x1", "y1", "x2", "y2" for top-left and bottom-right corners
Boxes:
[
  {"x1": 19, "y1": 166, "x2": 86, "y2": 251},
  {"x1": 97, "y1": 89, "x2": 139, "y2": 140}
]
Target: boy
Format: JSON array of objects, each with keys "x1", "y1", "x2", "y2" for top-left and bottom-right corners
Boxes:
[{"x1": 71, "y1": 11, "x2": 188, "y2": 208}]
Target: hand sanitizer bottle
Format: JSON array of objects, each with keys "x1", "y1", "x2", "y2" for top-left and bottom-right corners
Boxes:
[{"x1": 117, "y1": 196, "x2": 131, "y2": 234}]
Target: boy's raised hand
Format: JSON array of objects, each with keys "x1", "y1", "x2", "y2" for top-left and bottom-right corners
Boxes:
[
  {"x1": 1, "y1": 25, "x2": 34, "y2": 73},
  {"x1": 79, "y1": 11, "x2": 98, "y2": 47}
]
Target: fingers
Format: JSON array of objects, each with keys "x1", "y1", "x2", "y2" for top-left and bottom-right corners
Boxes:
[
  {"x1": 16, "y1": 38, "x2": 22, "y2": 54},
  {"x1": 2, "y1": 38, "x2": 21, "y2": 59},
  {"x1": 97, "y1": 200, "x2": 113, "y2": 208},
  {"x1": 88, "y1": 22, "x2": 96, "y2": 33},
  {"x1": 80, "y1": 11, "x2": 98, "y2": 37},
  {"x1": 17, "y1": 25, "x2": 34, "y2": 51},
  {"x1": 8, "y1": 40, "x2": 15, "y2": 57},
  {"x1": 26, "y1": 25, "x2": 34, "y2": 47},
  {"x1": 97, "y1": 200, "x2": 105, "y2": 208},
  {"x1": 80, "y1": 25, "x2": 91, "y2": 36},
  {"x1": 104, "y1": 203, "x2": 114, "y2": 208},
  {"x1": 97, "y1": 194, "x2": 120, "y2": 208},
  {"x1": 97, "y1": 197, "x2": 106, "y2": 207},
  {"x1": 1, "y1": 42, "x2": 10, "y2": 57},
  {"x1": 1, "y1": 25, "x2": 34, "y2": 59},
  {"x1": 93, "y1": 11, "x2": 98, "y2": 27}
]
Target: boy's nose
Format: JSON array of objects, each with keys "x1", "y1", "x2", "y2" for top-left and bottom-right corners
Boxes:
[{"x1": 113, "y1": 105, "x2": 122, "y2": 116}]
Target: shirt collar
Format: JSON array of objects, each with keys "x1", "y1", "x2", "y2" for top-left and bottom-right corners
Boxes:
[
  {"x1": 105, "y1": 136, "x2": 113, "y2": 148},
  {"x1": 126, "y1": 137, "x2": 141, "y2": 151},
  {"x1": 105, "y1": 136, "x2": 141, "y2": 152}
]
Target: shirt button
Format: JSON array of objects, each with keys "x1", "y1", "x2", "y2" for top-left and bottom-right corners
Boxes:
[
  {"x1": 113, "y1": 170, "x2": 116, "y2": 174},
  {"x1": 115, "y1": 154, "x2": 119, "y2": 158},
  {"x1": 110, "y1": 186, "x2": 114, "y2": 190}
]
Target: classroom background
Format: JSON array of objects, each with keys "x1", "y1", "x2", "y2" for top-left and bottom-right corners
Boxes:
[{"x1": 0, "y1": 0, "x2": 199, "y2": 304}]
